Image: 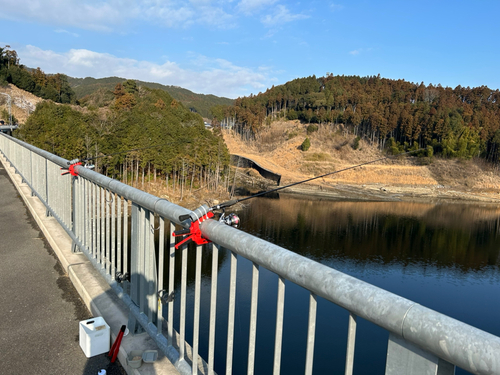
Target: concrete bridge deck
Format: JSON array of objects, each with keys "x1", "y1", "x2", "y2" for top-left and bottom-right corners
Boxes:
[{"x1": 0, "y1": 158, "x2": 179, "y2": 374}]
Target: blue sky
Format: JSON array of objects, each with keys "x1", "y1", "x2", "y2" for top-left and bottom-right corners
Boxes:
[{"x1": 1, "y1": 0, "x2": 499, "y2": 98}]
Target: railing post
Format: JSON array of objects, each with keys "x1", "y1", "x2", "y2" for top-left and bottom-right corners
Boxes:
[
  {"x1": 71, "y1": 176, "x2": 79, "y2": 253},
  {"x1": 45, "y1": 159, "x2": 50, "y2": 217},
  {"x1": 385, "y1": 333, "x2": 455, "y2": 375},
  {"x1": 345, "y1": 313, "x2": 357, "y2": 375},
  {"x1": 128, "y1": 202, "x2": 144, "y2": 335},
  {"x1": 30, "y1": 151, "x2": 35, "y2": 196}
]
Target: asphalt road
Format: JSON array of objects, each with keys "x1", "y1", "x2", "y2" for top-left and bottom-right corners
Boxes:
[{"x1": 0, "y1": 163, "x2": 126, "y2": 375}]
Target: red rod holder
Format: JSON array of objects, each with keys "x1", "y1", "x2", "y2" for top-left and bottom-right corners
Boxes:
[{"x1": 172, "y1": 211, "x2": 214, "y2": 249}]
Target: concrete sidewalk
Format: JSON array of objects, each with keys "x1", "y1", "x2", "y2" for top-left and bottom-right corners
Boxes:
[
  {"x1": 0, "y1": 163, "x2": 126, "y2": 374},
  {"x1": 0, "y1": 156, "x2": 179, "y2": 375}
]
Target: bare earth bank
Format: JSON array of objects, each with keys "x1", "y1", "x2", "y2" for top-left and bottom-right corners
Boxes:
[{"x1": 223, "y1": 123, "x2": 500, "y2": 205}]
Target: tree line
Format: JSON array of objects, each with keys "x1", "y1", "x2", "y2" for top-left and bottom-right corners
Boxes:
[
  {"x1": 17, "y1": 81, "x2": 230, "y2": 196},
  {"x1": 67, "y1": 76, "x2": 234, "y2": 118},
  {"x1": 0, "y1": 46, "x2": 76, "y2": 104},
  {"x1": 212, "y1": 74, "x2": 500, "y2": 163}
]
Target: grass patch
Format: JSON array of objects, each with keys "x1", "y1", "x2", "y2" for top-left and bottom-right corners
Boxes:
[{"x1": 304, "y1": 152, "x2": 332, "y2": 161}]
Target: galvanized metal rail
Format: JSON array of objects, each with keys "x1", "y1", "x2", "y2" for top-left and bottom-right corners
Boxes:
[
  {"x1": 0, "y1": 125, "x2": 19, "y2": 133},
  {"x1": 1, "y1": 132, "x2": 499, "y2": 375}
]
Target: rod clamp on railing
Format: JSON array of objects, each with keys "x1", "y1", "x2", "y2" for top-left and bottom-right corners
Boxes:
[
  {"x1": 173, "y1": 206, "x2": 214, "y2": 249},
  {"x1": 172, "y1": 211, "x2": 214, "y2": 249},
  {"x1": 61, "y1": 159, "x2": 82, "y2": 176}
]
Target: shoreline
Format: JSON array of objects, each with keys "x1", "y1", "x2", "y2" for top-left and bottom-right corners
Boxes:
[
  {"x1": 233, "y1": 177, "x2": 500, "y2": 205},
  {"x1": 282, "y1": 184, "x2": 500, "y2": 204}
]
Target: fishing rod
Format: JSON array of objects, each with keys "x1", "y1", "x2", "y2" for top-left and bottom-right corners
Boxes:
[{"x1": 173, "y1": 148, "x2": 424, "y2": 249}]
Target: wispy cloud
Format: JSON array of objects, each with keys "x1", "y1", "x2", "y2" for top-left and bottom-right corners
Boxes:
[
  {"x1": 0, "y1": 0, "x2": 235, "y2": 31},
  {"x1": 238, "y1": 0, "x2": 279, "y2": 15},
  {"x1": 330, "y1": 3, "x2": 344, "y2": 12},
  {"x1": 0, "y1": 0, "x2": 311, "y2": 32},
  {"x1": 18, "y1": 45, "x2": 271, "y2": 98},
  {"x1": 349, "y1": 47, "x2": 373, "y2": 56},
  {"x1": 261, "y1": 4, "x2": 309, "y2": 27},
  {"x1": 54, "y1": 29, "x2": 80, "y2": 37},
  {"x1": 0, "y1": 0, "x2": 127, "y2": 32}
]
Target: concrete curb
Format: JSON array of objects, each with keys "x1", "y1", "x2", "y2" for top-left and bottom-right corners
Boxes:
[{"x1": 0, "y1": 154, "x2": 179, "y2": 375}]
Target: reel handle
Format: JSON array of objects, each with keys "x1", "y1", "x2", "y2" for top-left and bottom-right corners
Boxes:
[
  {"x1": 179, "y1": 214, "x2": 191, "y2": 222},
  {"x1": 173, "y1": 228, "x2": 191, "y2": 236}
]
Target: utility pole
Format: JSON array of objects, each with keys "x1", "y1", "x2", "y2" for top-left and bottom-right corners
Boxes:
[{"x1": 0, "y1": 93, "x2": 12, "y2": 125}]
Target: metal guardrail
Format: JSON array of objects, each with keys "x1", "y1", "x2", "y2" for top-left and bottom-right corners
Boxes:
[
  {"x1": 0, "y1": 125, "x2": 19, "y2": 134},
  {"x1": 1, "y1": 132, "x2": 500, "y2": 375}
]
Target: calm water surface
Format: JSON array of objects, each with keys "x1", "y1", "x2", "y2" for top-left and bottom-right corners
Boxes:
[{"x1": 173, "y1": 195, "x2": 500, "y2": 375}]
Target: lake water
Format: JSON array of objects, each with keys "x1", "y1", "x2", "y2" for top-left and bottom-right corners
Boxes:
[{"x1": 172, "y1": 194, "x2": 500, "y2": 375}]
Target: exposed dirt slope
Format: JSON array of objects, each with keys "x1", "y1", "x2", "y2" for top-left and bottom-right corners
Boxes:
[
  {"x1": 223, "y1": 121, "x2": 500, "y2": 203},
  {"x1": 0, "y1": 84, "x2": 43, "y2": 124}
]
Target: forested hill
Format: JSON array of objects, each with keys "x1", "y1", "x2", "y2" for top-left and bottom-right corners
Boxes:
[
  {"x1": 0, "y1": 46, "x2": 75, "y2": 104},
  {"x1": 213, "y1": 74, "x2": 500, "y2": 164},
  {"x1": 18, "y1": 80, "x2": 230, "y2": 195},
  {"x1": 67, "y1": 76, "x2": 233, "y2": 118}
]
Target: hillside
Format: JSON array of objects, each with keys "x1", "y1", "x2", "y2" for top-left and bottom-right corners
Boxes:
[
  {"x1": 224, "y1": 121, "x2": 500, "y2": 203},
  {"x1": 0, "y1": 83, "x2": 44, "y2": 124},
  {"x1": 216, "y1": 74, "x2": 500, "y2": 167},
  {"x1": 67, "y1": 76, "x2": 233, "y2": 118}
]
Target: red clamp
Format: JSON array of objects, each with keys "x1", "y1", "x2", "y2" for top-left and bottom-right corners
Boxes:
[
  {"x1": 172, "y1": 211, "x2": 214, "y2": 249},
  {"x1": 61, "y1": 161, "x2": 82, "y2": 176}
]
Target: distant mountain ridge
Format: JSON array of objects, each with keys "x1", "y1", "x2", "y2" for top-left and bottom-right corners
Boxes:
[{"x1": 67, "y1": 76, "x2": 233, "y2": 118}]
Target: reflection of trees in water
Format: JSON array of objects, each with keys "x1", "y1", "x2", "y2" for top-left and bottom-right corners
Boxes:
[{"x1": 239, "y1": 196, "x2": 500, "y2": 272}]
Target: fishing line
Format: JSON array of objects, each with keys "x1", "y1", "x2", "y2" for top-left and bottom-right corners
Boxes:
[
  {"x1": 210, "y1": 148, "x2": 424, "y2": 212},
  {"x1": 175, "y1": 148, "x2": 425, "y2": 248}
]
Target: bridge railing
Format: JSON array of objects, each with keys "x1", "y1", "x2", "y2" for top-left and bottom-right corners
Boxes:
[{"x1": 1, "y1": 132, "x2": 499, "y2": 375}]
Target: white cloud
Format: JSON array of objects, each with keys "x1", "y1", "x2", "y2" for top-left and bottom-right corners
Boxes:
[
  {"x1": 18, "y1": 45, "x2": 271, "y2": 98},
  {"x1": 349, "y1": 48, "x2": 373, "y2": 56},
  {"x1": 54, "y1": 29, "x2": 80, "y2": 37},
  {"x1": 0, "y1": 0, "x2": 313, "y2": 31},
  {"x1": 330, "y1": 3, "x2": 344, "y2": 12},
  {"x1": 261, "y1": 4, "x2": 309, "y2": 27},
  {"x1": 0, "y1": 0, "x2": 128, "y2": 31},
  {"x1": 0, "y1": 0, "x2": 234, "y2": 31},
  {"x1": 238, "y1": 0, "x2": 279, "y2": 15}
]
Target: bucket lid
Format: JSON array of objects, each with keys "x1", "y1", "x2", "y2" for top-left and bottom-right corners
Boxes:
[{"x1": 142, "y1": 350, "x2": 158, "y2": 363}]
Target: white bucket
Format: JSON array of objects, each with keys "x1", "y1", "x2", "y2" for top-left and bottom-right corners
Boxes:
[{"x1": 79, "y1": 317, "x2": 110, "y2": 358}]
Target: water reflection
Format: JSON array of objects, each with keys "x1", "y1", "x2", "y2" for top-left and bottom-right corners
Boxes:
[
  {"x1": 170, "y1": 195, "x2": 500, "y2": 375},
  {"x1": 238, "y1": 196, "x2": 500, "y2": 272},
  {"x1": 233, "y1": 195, "x2": 500, "y2": 374}
]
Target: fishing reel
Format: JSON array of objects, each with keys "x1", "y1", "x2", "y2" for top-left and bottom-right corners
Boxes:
[
  {"x1": 219, "y1": 211, "x2": 240, "y2": 228},
  {"x1": 172, "y1": 204, "x2": 240, "y2": 249},
  {"x1": 84, "y1": 161, "x2": 95, "y2": 170},
  {"x1": 60, "y1": 158, "x2": 95, "y2": 176}
]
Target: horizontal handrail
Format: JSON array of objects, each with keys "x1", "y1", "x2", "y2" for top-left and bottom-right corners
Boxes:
[
  {"x1": 201, "y1": 197, "x2": 500, "y2": 374},
  {"x1": 3, "y1": 131, "x2": 500, "y2": 375},
  {"x1": 2, "y1": 133, "x2": 192, "y2": 225}
]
